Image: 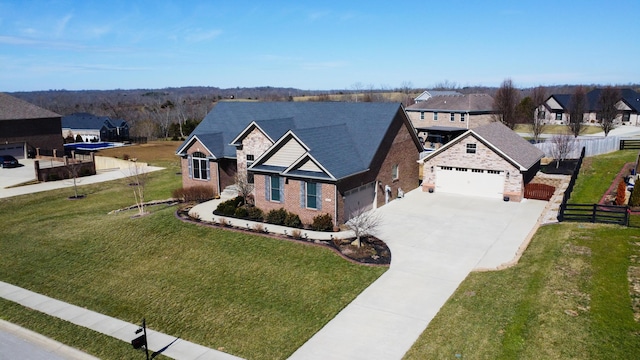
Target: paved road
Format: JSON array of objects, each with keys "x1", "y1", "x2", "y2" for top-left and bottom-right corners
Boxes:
[
  {"x1": 0, "y1": 320, "x2": 98, "y2": 360},
  {"x1": 289, "y1": 190, "x2": 547, "y2": 360}
]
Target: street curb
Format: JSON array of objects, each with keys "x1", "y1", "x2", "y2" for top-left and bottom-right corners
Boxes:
[{"x1": 0, "y1": 319, "x2": 100, "y2": 360}]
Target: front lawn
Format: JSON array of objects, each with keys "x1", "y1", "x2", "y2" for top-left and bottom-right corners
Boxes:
[
  {"x1": 0, "y1": 147, "x2": 385, "y2": 359},
  {"x1": 514, "y1": 124, "x2": 603, "y2": 135}
]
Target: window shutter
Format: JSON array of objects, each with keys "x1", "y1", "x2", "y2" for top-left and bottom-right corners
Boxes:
[
  {"x1": 187, "y1": 155, "x2": 192, "y2": 179},
  {"x1": 265, "y1": 176, "x2": 270, "y2": 201},
  {"x1": 279, "y1": 177, "x2": 284, "y2": 203},
  {"x1": 206, "y1": 160, "x2": 210, "y2": 180},
  {"x1": 300, "y1": 181, "x2": 305, "y2": 208},
  {"x1": 316, "y1": 183, "x2": 322, "y2": 211}
]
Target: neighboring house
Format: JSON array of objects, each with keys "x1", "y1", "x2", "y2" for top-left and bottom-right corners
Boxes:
[
  {"x1": 176, "y1": 101, "x2": 423, "y2": 226},
  {"x1": 539, "y1": 88, "x2": 640, "y2": 126},
  {"x1": 419, "y1": 122, "x2": 544, "y2": 201},
  {"x1": 61, "y1": 112, "x2": 130, "y2": 142},
  {"x1": 0, "y1": 92, "x2": 63, "y2": 159},
  {"x1": 405, "y1": 93, "x2": 495, "y2": 148},
  {"x1": 414, "y1": 90, "x2": 463, "y2": 103}
]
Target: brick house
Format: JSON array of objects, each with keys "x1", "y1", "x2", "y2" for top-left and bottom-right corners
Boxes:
[
  {"x1": 419, "y1": 122, "x2": 544, "y2": 201},
  {"x1": 176, "y1": 101, "x2": 422, "y2": 226},
  {"x1": 0, "y1": 92, "x2": 63, "y2": 159},
  {"x1": 405, "y1": 93, "x2": 496, "y2": 149},
  {"x1": 539, "y1": 88, "x2": 640, "y2": 126}
]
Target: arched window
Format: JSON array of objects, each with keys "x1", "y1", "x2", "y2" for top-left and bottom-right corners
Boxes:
[{"x1": 191, "y1": 152, "x2": 209, "y2": 180}]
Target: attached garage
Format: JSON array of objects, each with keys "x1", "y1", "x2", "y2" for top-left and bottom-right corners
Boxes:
[
  {"x1": 420, "y1": 122, "x2": 545, "y2": 202},
  {"x1": 435, "y1": 166, "x2": 504, "y2": 199},
  {"x1": 0, "y1": 143, "x2": 25, "y2": 159},
  {"x1": 344, "y1": 181, "x2": 376, "y2": 220}
]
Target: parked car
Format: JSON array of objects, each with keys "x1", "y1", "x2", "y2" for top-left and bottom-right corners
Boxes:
[{"x1": 0, "y1": 155, "x2": 19, "y2": 168}]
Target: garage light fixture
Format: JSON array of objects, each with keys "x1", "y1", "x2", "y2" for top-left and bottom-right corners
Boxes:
[
  {"x1": 430, "y1": 166, "x2": 434, "y2": 172},
  {"x1": 506, "y1": 171, "x2": 510, "y2": 178}
]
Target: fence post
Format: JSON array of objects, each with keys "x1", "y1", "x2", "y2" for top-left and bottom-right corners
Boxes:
[{"x1": 592, "y1": 204, "x2": 597, "y2": 223}]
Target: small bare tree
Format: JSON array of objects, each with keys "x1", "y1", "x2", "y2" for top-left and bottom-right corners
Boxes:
[
  {"x1": 64, "y1": 156, "x2": 85, "y2": 199},
  {"x1": 531, "y1": 86, "x2": 547, "y2": 142},
  {"x1": 234, "y1": 171, "x2": 254, "y2": 205},
  {"x1": 127, "y1": 162, "x2": 150, "y2": 216},
  {"x1": 550, "y1": 135, "x2": 576, "y2": 168},
  {"x1": 567, "y1": 86, "x2": 587, "y2": 137},
  {"x1": 598, "y1": 86, "x2": 620, "y2": 137},
  {"x1": 345, "y1": 208, "x2": 383, "y2": 248},
  {"x1": 493, "y1": 79, "x2": 520, "y2": 129}
]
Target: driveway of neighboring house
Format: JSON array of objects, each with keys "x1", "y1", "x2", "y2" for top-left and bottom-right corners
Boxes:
[
  {"x1": 289, "y1": 189, "x2": 547, "y2": 360},
  {"x1": 0, "y1": 159, "x2": 37, "y2": 189}
]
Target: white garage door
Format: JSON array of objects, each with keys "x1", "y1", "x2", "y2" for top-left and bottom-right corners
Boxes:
[
  {"x1": 344, "y1": 181, "x2": 376, "y2": 220},
  {"x1": 0, "y1": 143, "x2": 25, "y2": 159},
  {"x1": 436, "y1": 167, "x2": 504, "y2": 199}
]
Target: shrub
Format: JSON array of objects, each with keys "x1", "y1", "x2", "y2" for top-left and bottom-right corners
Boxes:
[
  {"x1": 284, "y1": 212, "x2": 303, "y2": 229},
  {"x1": 615, "y1": 180, "x2": 626, "y2": 205},
  {"x1": 253, "y1": 223, "x2": 264, "y2": 233},
  {"x1": 246, "y1": 206, "x2": 264, "y2": 221},
  {"x1": 172, "y1": 186, "x2": 216, "y2": 203},
  {"x1": 234, "y1": 207, "x2": 249, "y2": 219},
  {"x1": 630, "y1": 185, "x2": 640, "y2": 207},
  {"x1": 290, "y1": 229, "x2": 302, "y2": 239},
  {"x1": 311, "y1": 213, "x2": 334, "y2": 231},
  {"x1": 214, "y1": 196, "x2": 245, "y2": 216},
  {"x1": 265, "y1": 208, "x2": 288, "y2": 225}
]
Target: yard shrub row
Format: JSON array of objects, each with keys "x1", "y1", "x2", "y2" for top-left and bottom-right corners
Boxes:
[
  {"x1": 173, "y1": 185, "x2": 216, "y2": 203},
  {"x1": 213, "y1": 197, "x2": 333, "y2": 231}
]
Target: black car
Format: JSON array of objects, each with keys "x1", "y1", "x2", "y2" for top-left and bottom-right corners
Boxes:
[{"x1": 0, "y1": 155, "x2": 19, "y2": 168}]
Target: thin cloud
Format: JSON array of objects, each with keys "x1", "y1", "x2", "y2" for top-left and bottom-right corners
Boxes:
[
  {"x1": 55, "y1": 14, "x2": 73, "y2": 37},
  {"x1": 0, "y1": 35, "x2": 133, "y2": 53}
]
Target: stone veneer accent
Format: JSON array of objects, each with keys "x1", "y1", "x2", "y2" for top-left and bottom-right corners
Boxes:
[
  {"x1": 236, "y1": 127, "x2": 274, "y2": 177},
  {"x1": 421, "y1": 134, "x2": 524, "y2": 201}
]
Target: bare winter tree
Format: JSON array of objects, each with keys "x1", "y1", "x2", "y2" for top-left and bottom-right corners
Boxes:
[
  {"x1": 345, "y1": 208, "x2": 383, "y2": 248},
  {"x1": 351, "y1": 82, "x2": 364, "y2": 102},
  {"x1": 550, "y1": 135, "x2": 576, "y2": 168},
  {"x1": 492, "y1": 79, "x2": 520, "y2": 129},
  {"x1": 127, "y1": 162, "x2": 150, "y2": 216},
  {"x1": 234, "y1": 171, "x2": 254, "y2": 205},
  {"x1": 567, "y1": 86, "x2": 587, "y2": 137},
  {"x1": 598, "y1": 86, "x2": 620, "y2": 137},
  {"x1": 432, "y1": 80, "x2": 460, "y2": 90},
  {"x1": 530, "y1": 86, "x2": 547, "y2": 142}
]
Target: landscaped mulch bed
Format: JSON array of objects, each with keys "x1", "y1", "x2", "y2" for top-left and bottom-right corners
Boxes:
[{"x1": 175, "y1": 206, "x2": 391, "y2": 266}]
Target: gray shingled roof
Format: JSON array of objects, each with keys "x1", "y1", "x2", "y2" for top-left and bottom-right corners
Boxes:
[
  {"x1": 177, "y1": 101, "x2": 417, "y2": 179},
  {"x1": 0, "y1": 92, "x2": 61, "y2": 120},
  {"x1": 549, "y1": 88, "x2": 640, "y2": 112},
  {"x1": 472, "y1": 122, "x2": 544, "y2": 170},
  {"x1": 62, "y1": 112, "x2": 112, "y2": 130},
  {"x1": 406, "y1": 93, "x2": 495, "y2": 113}
]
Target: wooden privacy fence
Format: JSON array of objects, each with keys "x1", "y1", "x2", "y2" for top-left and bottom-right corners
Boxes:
[
  {"x1": 558, "y1": 203, "x2": 629, "y2": 226},
  {"x1": 524, "y1": 183, "x2": 555, "y2": 201}
]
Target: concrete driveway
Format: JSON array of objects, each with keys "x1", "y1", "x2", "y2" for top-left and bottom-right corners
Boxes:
[
  {"x1": 0, "y1": 159, "x2": 37, "y2": 189},
  {"x1": 289, "y1": 189, "x2": 547, "y2": 360}
]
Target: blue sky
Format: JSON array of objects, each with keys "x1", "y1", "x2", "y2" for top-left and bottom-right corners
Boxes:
[{"x1": 1, "y1": 0, "x2": 639, "y2": 92}]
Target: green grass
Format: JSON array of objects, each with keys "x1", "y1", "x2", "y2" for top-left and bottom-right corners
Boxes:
[
  {"x1": 569, "y1": 150, "x2": 637, "y2": 204},
  {"x1": 0, "y1": 153, "x2": 385, "y2": 359},
  {"x1": 514, "y1": 124, "x2": 603, "y2": 135}
]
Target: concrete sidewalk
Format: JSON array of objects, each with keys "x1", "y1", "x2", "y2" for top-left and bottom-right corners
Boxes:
[
  {"x1": 0, "y1": 281, "x2": 242, "y2": 360},
  {"x1": 289, "y1": 190, "x2": 547, "y2": 360},
  {"x1": 0, "y1": 166, "x2": 164, "y2": 199}
]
